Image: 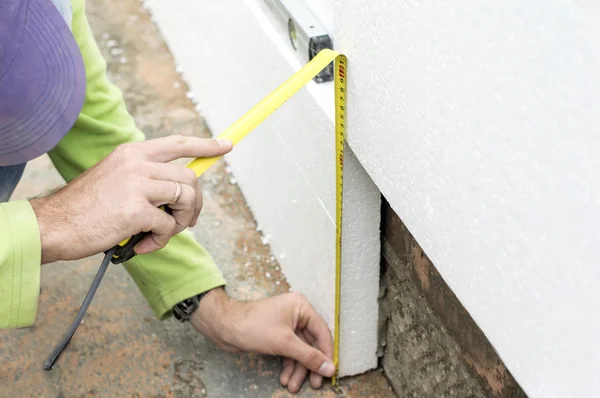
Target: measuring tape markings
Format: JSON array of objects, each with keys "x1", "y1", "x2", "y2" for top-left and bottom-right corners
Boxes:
[
  {"x1": 333, "y1": 54, "x2": 345, "y2": 386},
  {"x1": 186, "y1": 49, "x2": 346, "y2": 384}
]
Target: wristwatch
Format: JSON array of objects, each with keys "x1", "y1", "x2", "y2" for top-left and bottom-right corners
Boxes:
[{"x1": 173, "y1": 291, "x2": 208, "y2": 322}]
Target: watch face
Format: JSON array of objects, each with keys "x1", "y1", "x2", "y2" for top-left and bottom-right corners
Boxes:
[{"x1": 173, "y1": 293, "x2": 205, "y2": 322}]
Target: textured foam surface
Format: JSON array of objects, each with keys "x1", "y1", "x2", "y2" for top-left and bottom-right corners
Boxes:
[
  {"x1": 145, "y1": 0, "x2": 381, "y2": 376},
  {"x1": 336, "y1": 0, "x2": 600, "y2": 396}
]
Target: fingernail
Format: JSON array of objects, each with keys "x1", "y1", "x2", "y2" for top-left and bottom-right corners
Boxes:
[
  {"x1": 318, "y1": 361, "x2": 335, "y2": 376},
  {"x1": 217, "y1": 139, "x2": 232, "y2": 147}
]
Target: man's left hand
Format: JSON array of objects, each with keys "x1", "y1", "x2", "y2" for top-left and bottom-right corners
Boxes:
[{"x1": 191, "y1": 288, "x2": 335, "y2": 393}]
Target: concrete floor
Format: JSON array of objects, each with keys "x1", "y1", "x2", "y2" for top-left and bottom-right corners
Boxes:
[{"x1": 0, "y1": 0, "x2": 394, "y2": 396}]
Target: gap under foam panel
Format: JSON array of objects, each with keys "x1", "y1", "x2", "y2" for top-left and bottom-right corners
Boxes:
[{"x1": 145, "y1": 0, "x2": 382, "y2": 376}]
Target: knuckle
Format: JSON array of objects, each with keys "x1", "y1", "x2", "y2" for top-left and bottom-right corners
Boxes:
[
  {"x1": 182, "y1": 184, "x2": 196, "y2": 206},
  {"x1": 169, "y1": 134, "x2": 187, "y2": 146},
  {"x1": 127, "y1": 163, "x2": 145, "y2": 180},
  {"x1": 114, "y1": 142, "x2": 137, "y2": 158},
  {"x1": 183, "y1": 168, "x2": 197, "y2": 185},
  {"x1": 123, "y1": 181, "x2": 144, "y2": 206},
  {"x1": 304, "y1": 349, "x2": 321, "y2": 368},
  {"x1": 127, "y1": 203, "x2": 147, "y2": 226},
  {"x1": 154, "y1": 236, "x2": 169, "y2": 249},
  {"x1": 128, "y1": 176, "x2": 145, "y2": 192},
  {"x1": 289, "y1": 292, "x2": 307, "y2": 302},
  {"x1": 167, "y1": 216, "x2": 178, "y2": 231},
  {"x1": 138, "y1": 162, "x2": 154, "y2": 178},
  {"x1": 283, "y1": 330, "x2": 297, "y2": 346}
]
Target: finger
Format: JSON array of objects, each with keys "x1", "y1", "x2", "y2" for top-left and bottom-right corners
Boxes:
[
  {"x1": 189, "y1": 180, "x2": 203, "y2": 228},
  {"x1": 287, "y1": 359, "x2": 308, "y2": 394},
  {"x1": 279, "y1": 333, "x2": 335, "y2": 378},
  {"x1": 142, "y1": 164, "x2": 203, "y2": 228},
  {"x1": 287, "y1": 332, "x2": 311, "y2": 393},
  {"x1": 143, "y1": 180, "x2": 196, "y2": 234},
  {"x1": 300, "y1": 330, "x2": 323, "y2": 389},
  {"x1": 280, "y1": 358, "x2": 295, "y2": 387},
  {"x1": 144, "y1": 162, "x2": 198, "y2": 187},
  {"x1": 298, "y1": 302, "x2": 335, "y2": 370},
  {"x1": 144, "y1": 180, "x2": 195, "y2": 208},
  {"x1": 141, "y1": 135, "x2": 233, "y2": 163},
  {"x1": 309, "y1": 369, "x2": 323, "y2": 390},
  {"x1": 133, "y1": 206, "x2": 177, "y2": 254},
  {"x1": 164, "y1": 183, "x2": 197, "y2": 233}
]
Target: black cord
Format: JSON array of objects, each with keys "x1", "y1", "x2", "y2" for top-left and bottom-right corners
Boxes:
[{"x1": 44, "y1": 247, "x2": 117, "y2": 371}]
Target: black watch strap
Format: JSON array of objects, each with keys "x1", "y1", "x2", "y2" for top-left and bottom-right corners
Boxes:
[{"x1": 173, "y1": 291, "x2": 208, "y2": 323}]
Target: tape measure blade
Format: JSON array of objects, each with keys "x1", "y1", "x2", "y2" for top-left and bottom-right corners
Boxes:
[
  {"x1": 218, "y1": 50, "x2": 338, "y2": 145},
  {"x1": 185, "y1": 50, "x2": 340, "y2": 177},
  {"x1": 332, "y1": 53, "x2": 346, "y2": 386}
]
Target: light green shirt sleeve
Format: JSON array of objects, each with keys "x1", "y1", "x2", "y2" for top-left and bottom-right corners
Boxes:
[
  {"x1": 0, "y1": 0, "x2": 225, "y2": 329},
  {"x1": 0, "y1": 201, "x2": 41, "y2": 328},
  {"x1": 53, "y1": 0, "x2": 226, "y2": 320}
]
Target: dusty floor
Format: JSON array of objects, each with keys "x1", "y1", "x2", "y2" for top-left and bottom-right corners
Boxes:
[{"x1": 0, "y1": 0, "x2": 394, "y2": 397}]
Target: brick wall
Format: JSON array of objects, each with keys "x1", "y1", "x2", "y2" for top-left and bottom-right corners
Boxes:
[{"x1": 379, "y1": 198, "x2": 527, "y2": 397}]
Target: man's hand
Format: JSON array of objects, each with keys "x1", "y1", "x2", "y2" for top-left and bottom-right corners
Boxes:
[
  {"x1": 192, "y1": 288, "x2": 335, "y2": 393},
  {"x1": 30, "y1": 135, "x2": 232, "y2": 264}
]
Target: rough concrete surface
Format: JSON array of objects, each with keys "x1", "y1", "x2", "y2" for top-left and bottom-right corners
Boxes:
[{"x1": 0, "y1": 0, "x2": 393, "y2": 397}]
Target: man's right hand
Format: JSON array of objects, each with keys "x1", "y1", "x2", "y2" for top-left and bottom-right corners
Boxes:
[{"x1": 30, "y1": 135, "x2": 232, "y2": 264}]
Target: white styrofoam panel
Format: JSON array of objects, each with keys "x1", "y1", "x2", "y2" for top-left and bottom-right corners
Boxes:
[
  {"x1": 145, "y1": 0, "x2": 381, "y2": 376},
  {"x1": 337, "y1": 0, "x2": 600, "y2": 396}
]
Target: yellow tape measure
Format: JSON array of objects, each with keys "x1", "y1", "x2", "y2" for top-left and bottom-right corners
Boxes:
[{"x1": 187, "y1": 49, "x2": 346, "y2": 384}]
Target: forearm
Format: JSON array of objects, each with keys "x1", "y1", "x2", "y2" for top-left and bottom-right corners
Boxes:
[{"x1": 190, "y1": 287, "x2": 241, "y2": 352}]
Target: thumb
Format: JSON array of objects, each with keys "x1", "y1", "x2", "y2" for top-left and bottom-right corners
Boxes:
[{"x1": 283, "y1": 333, "x2": 336, "y2": 377}]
